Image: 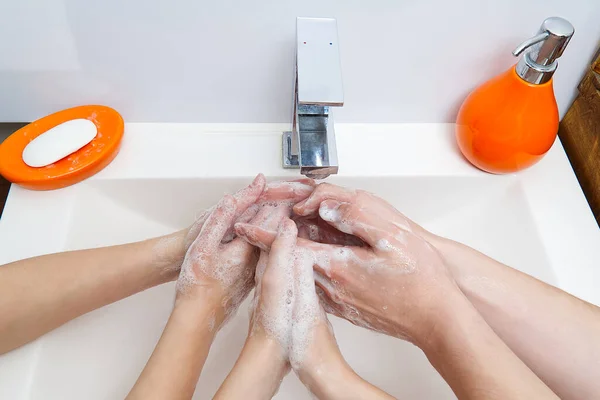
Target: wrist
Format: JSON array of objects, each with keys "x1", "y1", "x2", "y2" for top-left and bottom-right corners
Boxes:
[
  {"x1": 300, "y1": 361, "x2": 363, "y2": 399},
  {"x1": 417, "y1": 290, "x2": 482, "y2": 355},
  {"x1": 423, "y1": 234, "x2": 465, "y2": 276},
  {"x1": 148, "y1": 230, "x2": 187, "y2": 282},
  {"x1": 215, "y1": 327, "x2": 289, "y2": 399},
  {"x1": 173, "y1": 285, "x2": 226, "y2": 332},
  {"x1": 294, "y1": 324, "x2": 356, "y2": 398},
  {"x1": 244, "y1": 329, "x2": 289, "y2": 375}
]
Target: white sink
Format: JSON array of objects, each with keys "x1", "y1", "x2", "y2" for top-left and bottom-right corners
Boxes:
[{"x1": 1, "y1": 123, "x2": 599, "y2": 399}]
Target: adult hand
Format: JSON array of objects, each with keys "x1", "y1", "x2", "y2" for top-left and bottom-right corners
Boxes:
[
  {"x1": 236, "y1": 183, "x2": 460, "y2": 346},
  {"x1": 236, "y1": 183, "x2": 561, "y2": 400}
]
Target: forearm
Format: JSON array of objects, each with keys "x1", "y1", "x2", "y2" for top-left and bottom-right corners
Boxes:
[
  {"x1": 303, "y1": 367, "x2": 393, "y2": 400},
  {"x1": 0, "y1": 230, "x2": 186, "y2": 354},
  {"x1": 128, "y1": 295, "x2": 223, "y2": 400},
  {"x1": 297, "y1": 341, "x2": 394, "y2": 400},
  {"x1": 430, "y1": 235, "x2": 600, "y2": 399},
  {"x1": 422, "y1": 291, "x2": 557, "y2": 400},
  {"x1": 214, "y1": 333, "x2": 289, "y2": 400}
]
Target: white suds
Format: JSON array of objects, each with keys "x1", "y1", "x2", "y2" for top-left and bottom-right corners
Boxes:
[
  {"x1": 177, "y1": 196, "x2": 257, "y2": 327},
  {"x1": 376, "y1": 238, "x2": 393, "y2": 252},
  {"x1": 290, "y1": 249, "x2": 321, "y2": 367},
  {"x1": 252, "y1": 248, "x2": 324, "y2": 369},
  {"x1": 318, "y1": 203, "x2": 354, "y2": 235},
  {"x1": 152, "y1": 235, "x2": 184, "y2": 273},
  {"x1": 318, "y1": 204, "x2": 341, "y2": 223},
  {"x1": 253, "y1": 250, "x2": 295, "y2": 354}
]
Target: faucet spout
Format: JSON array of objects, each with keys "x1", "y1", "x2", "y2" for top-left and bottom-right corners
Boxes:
[{"x1": 282, "y1": 17, "x2": 343, "y2": 179}]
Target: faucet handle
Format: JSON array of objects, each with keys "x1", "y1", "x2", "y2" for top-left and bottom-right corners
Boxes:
[{"x1": 296, "y1": 17, "x2": 344, "y2": 106}]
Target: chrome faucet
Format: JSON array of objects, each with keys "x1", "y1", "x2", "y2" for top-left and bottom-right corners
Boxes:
[{"x1": 283, "y1": 17, "x2": 344, "y2": 179}]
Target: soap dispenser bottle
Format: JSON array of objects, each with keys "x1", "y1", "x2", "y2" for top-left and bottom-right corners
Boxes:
[{"x1": 456, "y1": 17, "x2": 574, "y2": 174}]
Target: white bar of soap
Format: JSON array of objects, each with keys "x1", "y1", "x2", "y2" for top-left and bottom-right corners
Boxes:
[{"x1": 22, "y1": 119, "x2": 97, "y2": 168}]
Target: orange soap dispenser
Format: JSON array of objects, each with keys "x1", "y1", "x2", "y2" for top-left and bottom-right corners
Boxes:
[{"x1": 456, "y1": 17, "x2": 574, "y2": 174}]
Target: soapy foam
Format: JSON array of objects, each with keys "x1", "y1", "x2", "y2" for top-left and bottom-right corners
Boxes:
[
  {"x1": 253, "y1": 182, "x2": 444, "y2": 343},
  {"x1": 177, "y1": 179, "x2": 326, "y2": 346},
  {"x1": 290, "y1": 249, "x2": 321, "y2": 368},
  {"x1": 246, "y1": 191, "x2": 308, "y2": 355},
  {"x1": 318, "y1": 204, "x2": 341, "y2": 224},
  {"x1": 252, "y1": 250, "x2": 295, "y2": 354},
  {"x1": 250, "y1": 235, "x2": 325, "y2": 368},
  {"x1": 151, "y1": 235, "x2": 185, "y2": 274},
  {"x1": 318, "y1": 202, "x2": 354, "y2": 235},
  {"x1": 177, "y1": 196, "x2": 257, "y2": 324},
  {"x1": 376, "y1": 238, "x2": 393, "y2": 252},
  {"x1": 318, "y1": 201, "x2": 395, "y2": 247},
  {"x1": 184, "y1": 207, "x2": 213, "y2": 250},
  {"x1": 313, "y1": 234, "x2": 448, "y2": 341}
]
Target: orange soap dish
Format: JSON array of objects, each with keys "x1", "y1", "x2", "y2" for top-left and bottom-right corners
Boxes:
[{"x1": 0, "y1": 105, "x2": 124, "y2": 190}]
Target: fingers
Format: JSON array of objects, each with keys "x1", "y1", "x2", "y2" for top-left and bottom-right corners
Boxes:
[
  {"x1": 290, "y1": 248, "x2": 321, "y2": 365},
  {"x1": 293, "y1": 183, "x2": 356, "y2": 216},
  {"x1": 235, "y1": 223, "x2": 333, "y2": 255},
  {"x1": 316, "y1": 287, "x2": 344, "y2": 319},
  {"x1": 294, "y1": 216, "x2": 367, "y2": 247},
  {"x1": 318, "y1": 200, "x2": 389, "y2": 248},
  {"x1": 260, "y1": 179, "x2": 316, "y2": 204},
  {"x1": 236, "y1": 204, "x2": 260, "y2": 225},
  {"x1": 246, "y1": 203, "x2": 289, "y2": 231},
  {"x1": 232, "y1": 174, "x2": 267, "y2": 213},
  {"x1": 234, "y1": 223, "x2": 277, "y2": 252},
  {"x1": 267, "y1": 219, "x2": 298, "y2": 267},
  {"x1": 195, "y1": 195, "x2": 238, "y2": 253},
  {"x1": 235, "y1": 222, "x2": 371, "y2": 279},
  {"x1": 184, "y1": 207, "x2": 213, "y2": 250},
  {"x1": 293, "y1": 249, "x2": 319, "y2": 312},
  {"x1": 222, "y1": 174, "x2": 267, "y2": 241},
  {"x1": 190, "y1": 175, "x2": 265, "y2": 247},
  {"x1": 314, "y1": 271, "x2": 337, "y2": 301},
  {"x1": 254, "y1": 251, "x2": 270, "y2": 287},
  {"x1": 258, "y1": 219, "x2": 297, "y2": 315},
  {"x1": 234, "y1": 178, "x2": 316, "y2": 243}
]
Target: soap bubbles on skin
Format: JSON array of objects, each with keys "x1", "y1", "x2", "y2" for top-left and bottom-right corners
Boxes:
[
  {"x1": 175, "y1": 175, "x2": 266, "y2": 326},
  {"x1": 234, "y1": 178, "x2": 327, "y2": 360},
  {"x1": 240, "y1": 181, "x2": 457, "y2": 343},
  {"x1": 290, "y1": 248, "x2": 323, "y2": 368},
  {"x1": 249, "y1": 220, "x2": 329, "y2": 369},
  {"x1": 294, "y1": 215, "x2": 367, "y2": 247}
]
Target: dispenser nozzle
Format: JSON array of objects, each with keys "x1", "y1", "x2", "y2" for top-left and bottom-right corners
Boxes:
[
  {"x1": 512, "y1": 32, "x2": 549, "y2": 57},
  {"x1": 513, "y1": 17, "x2": 574, "y2": 84}
]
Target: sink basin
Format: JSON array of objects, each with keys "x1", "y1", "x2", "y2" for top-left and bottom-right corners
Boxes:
[{"x1": 1, "y1": 123, "x2": 598, "y2": 399}]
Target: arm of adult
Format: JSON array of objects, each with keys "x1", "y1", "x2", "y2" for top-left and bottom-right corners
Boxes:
[
  {"x1": 237, "y1": 183, "x2": 558, "y2": 400},
  {"x1": 295, "y1": 182, "x2": 600, "y2": 400}
]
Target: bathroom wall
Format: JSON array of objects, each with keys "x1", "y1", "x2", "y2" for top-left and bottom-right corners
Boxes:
[{"x1": 0, "y1": 0, "x2": 599, "y2": 123}]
